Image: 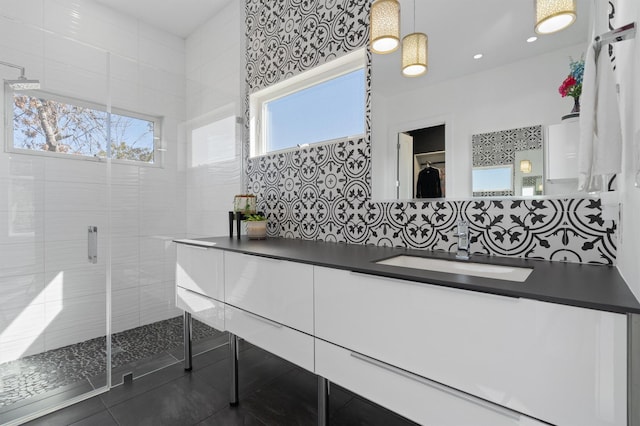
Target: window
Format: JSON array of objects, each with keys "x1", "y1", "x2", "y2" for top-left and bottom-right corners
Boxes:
[
  {"x1": 8, "y1": 89, "x2": 161, "y2": 164},
  {"x1": 250, "y1": 49, "x2": 365, "y2": 156}
]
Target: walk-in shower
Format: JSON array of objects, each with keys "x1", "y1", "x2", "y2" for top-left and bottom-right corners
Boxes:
[{"x1": 0, "y1": 1, "x2": 207, "y2": 423}]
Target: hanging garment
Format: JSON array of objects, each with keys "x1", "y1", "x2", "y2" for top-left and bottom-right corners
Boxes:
[{"x1": 416, "y1": 166, "x2": 442, "y2": 198}]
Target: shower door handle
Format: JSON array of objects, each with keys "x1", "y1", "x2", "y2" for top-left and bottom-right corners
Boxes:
[{"x1": 88, "y1": 226, "x2": 98, "y2": 264}]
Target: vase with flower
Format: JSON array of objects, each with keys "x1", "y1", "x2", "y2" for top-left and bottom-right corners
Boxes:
[{"x1": 558, "y1": 57, "x2": 584, "y2": 120}]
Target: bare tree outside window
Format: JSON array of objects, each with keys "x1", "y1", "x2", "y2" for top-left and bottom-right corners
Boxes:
[{"x1": 12, "y1": 93, "x2": 157, "y2": 163}]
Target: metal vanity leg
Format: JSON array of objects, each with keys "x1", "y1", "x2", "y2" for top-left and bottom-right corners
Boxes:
[
  {"x1": 629, "y1": 313, "x2": 639, "y2": 426},
  {"x1": 183, "y1": 311, "x2": 192, "y2": 371},
  {"x1": 318, "y1": 376, "x2": 330, "y2": 426},
  {"x1": 229, "y1": 333, "x2": 239, "y2": 406}
]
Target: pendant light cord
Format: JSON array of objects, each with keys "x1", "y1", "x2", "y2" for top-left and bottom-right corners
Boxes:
[{"x1": 412, "y1": 0, "x2": 416, "y2": 33}]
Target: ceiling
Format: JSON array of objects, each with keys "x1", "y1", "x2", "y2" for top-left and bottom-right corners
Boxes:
[
  {"x1": 94, "y1": 0, "x2": 592, "y2": 90},
  {"x1": 94, "y1": 0, "x2": 233, "y2": 38}
]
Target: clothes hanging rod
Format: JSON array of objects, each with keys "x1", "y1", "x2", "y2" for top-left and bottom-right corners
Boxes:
[{"x1": 594, "y1": 22, "x2": 636, "y2": 50}]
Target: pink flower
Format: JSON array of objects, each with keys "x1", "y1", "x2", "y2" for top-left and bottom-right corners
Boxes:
[{"x1": 558, "y1": 76, "x2": 576, "y2": 97}]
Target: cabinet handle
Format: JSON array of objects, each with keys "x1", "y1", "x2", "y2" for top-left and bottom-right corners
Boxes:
[
  {"x1": 185, "y1": 245, "x2": 211, "y2": 251},
  {"x1": 254, "y1": 255, "x2": 282, "y2": 263},
  {"x1": 177, "y1": 286, "x2": 225, "y2": 305},
  {"x1": 177, "y1": 286, "x2": 213, "y2": 298},
  {"x1": 88, "y1": 226, "x2": 98, "y2": 264},
  {"x1": 178, "y1": 286, "x2": 201, "y2": 296},
  {"x1": 349, "y1": 271, "x2": 520, "y2": 301},
  {"x1": 175, "y1": 239, "x2": 217, "y2": 248},
  {"x1": 350, "y1": 271, "x2": 410, "y2": 283},
  {"x1": 243, "y1": 310, "x2": 282, "y2": 329},
  {"x1": 349, "y1": 352, "x2": 522, "y2": 421}
]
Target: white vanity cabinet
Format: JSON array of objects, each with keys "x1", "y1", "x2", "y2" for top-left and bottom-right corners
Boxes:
[
  {"x1": 225, "y1": 305, "x2": 314, "y2": 371},
  {"x1": 174, "y1": 242, "x2": 634, "y2": 426},
  {"x1": 176, "y1": 243, "x2": 224, "y2": 300},
  {"x1": 175, "y1": 243, "x2": 225, "y2": 330},
  {"x1": 224, "y1": 251, "x2": 315, "y2": 371},
  {"x1": 176, "y1": 287, "x2": 225, "y2": 331},
  {"x1": 224, "y1": 251, "x2": 314, "y2": 334},
  {"x1": 314, "y1": 266, "x2": 628, "y2": 426},
  {"x1": 315, "y1": 339, "x2": 547, "y2": 426}
]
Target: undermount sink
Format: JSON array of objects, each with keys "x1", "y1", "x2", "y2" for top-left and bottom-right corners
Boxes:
[{"x1": 374, "y1": 255, "x2": 533, "y2": 282}]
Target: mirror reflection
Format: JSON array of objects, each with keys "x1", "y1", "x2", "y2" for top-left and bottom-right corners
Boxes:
[
  {"x1": 371, "y1": 0, "x2": 591, "y2": 201},
  {"x1": 471, "y1": 125, "x2": 544, "y2": 197}
]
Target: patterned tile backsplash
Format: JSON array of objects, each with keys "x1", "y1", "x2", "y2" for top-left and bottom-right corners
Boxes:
[
  {"x1": 244, "y1": 0, "x2": 617, "y2": 265},
  {"x1": 247, "y1": 138, "x2": 616, "y2": 265}
]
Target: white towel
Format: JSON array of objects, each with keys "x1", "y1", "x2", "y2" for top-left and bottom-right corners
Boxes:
[{"x1": 577, "y1": 41, "x2": 623, "y2": 192}]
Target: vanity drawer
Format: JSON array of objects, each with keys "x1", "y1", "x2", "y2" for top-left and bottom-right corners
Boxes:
[
  {"x1": 315, "y1": 339, "x2": 548, "y2": 426},
  {"x1": 225, "y1": 305, "x2": 314, "y2": 372},
  {"x1": 224, "y1": 252, "x2": 313, "y2": 334},
  {"x1": 176, "y1": 286, "x2": 225, "y2": 331},
  {"x1": 314, "y1": 266, "x2": 627, "y2": 426},
  {"x1": 176, "y1": 244, "x2": 224, "y2": 301}
]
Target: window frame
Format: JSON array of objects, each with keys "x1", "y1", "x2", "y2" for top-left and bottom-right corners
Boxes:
[
  {"x1": 5, "y1": 86, "x2": 163, "y2": 167},
  {"x1": 249, "y1": 48, "x2": 366, "y2": 158}
]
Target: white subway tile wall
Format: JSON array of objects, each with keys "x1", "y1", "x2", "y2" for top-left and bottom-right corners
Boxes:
[{"x1": 184, "y1": 1, "x2": 243, "y2": 239}]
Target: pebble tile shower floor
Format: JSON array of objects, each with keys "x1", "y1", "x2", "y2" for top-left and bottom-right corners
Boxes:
[{"x1": 0, "y1": 317, "x2": 222, "y2": 411}]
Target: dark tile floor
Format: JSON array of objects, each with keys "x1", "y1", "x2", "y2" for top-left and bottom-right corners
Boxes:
[
  {"x1": 0, "y1": 317, "x2": 224, "y2": 425},
  {"x1": 23, "y1": 340, "x2": 418, "y2": 426}
]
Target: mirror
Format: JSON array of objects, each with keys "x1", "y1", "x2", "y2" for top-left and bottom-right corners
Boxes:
[
  {"x1": 371, "y1": 0, "x2": 591, "y2": 200},
  {"x1": 471, "y1": 125, "x2": 544, "y2": 197}
]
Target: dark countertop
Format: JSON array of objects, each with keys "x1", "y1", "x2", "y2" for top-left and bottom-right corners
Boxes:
[{"x1": 175, "y1": 236, "x2": 640, "y2": 315}]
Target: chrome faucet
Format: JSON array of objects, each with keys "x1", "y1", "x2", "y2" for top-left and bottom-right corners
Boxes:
[{"x1": 455, "y1": 220, "x2": 470, "y2": 260}]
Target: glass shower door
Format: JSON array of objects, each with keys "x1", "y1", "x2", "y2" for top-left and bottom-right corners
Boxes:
[{"x1": 0, "y1": 17, "x2": 112, "y2": 424}]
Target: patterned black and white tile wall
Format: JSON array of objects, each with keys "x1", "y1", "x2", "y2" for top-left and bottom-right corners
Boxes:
[
  {"x1": 472, "y1": 125, "x2": 543, "y2": 168},
  {"x1": 244, "y1": 0, "x2": 370, "y2": 92},
  {"x1": 244, "y1": 0, "x2": 617, "y2": 265}
]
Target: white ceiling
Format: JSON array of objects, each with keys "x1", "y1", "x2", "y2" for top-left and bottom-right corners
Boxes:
[
  {"x1": 94, "y1": 0, "x2": 233, "y2": 38},
  {"x1": 93, "y1": 0, "x2": 592, "y2": 91}
]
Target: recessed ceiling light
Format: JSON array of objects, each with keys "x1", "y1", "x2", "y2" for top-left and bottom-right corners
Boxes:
[
  {"x1": 527, "y1": 36, "x2": 538, "y2": 43},
  {"x1": 473, "y1": 54, "x2": 483, "y2": 60}
]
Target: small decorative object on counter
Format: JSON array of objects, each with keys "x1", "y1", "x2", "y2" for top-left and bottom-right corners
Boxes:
[
  {"x1": 243, "y1": 214, "x2": 268, "y2": 240},
  {"x1": 558, "y1": 56, "x2": 584, "y2": 120},
  {"x1": 233, "y1": 194, "x2": 257, "y2": 215}
]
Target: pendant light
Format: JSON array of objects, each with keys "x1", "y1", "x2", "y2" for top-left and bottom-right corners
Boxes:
[
  {"x1": 535, "y1": 0, "x2": 577, "y2": 34},
  {"x1": 401, "y1": 0, "x2": 427, "y2": 77},
  {"x1": 370, "y1": 0, "x2": 400, "y2": 54},
  {"x1": 402, "y1": 33, "x2": 428, "y2": 76}
]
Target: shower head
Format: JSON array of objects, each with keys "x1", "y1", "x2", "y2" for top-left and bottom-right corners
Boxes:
[
  {"x1": 5, "y1": 77, "x2": 41, "y2": 90},
  {"x1": 0, "y1": 60, "x2": 41, "y2": 90}
]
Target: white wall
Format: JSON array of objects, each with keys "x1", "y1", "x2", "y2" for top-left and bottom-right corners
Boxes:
[
  {"x1": 0, "y1": 0, "x2": 185, "y2": 362},
  {"x1": 184, "y1": 1, "x2": 243, "y2": 239},
  {"x1": 372, "y1": 44, "x2": 585, "y2": 200},
  {"x1": 615, "y1": 0, "x2": 640, "y2": 300}
]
